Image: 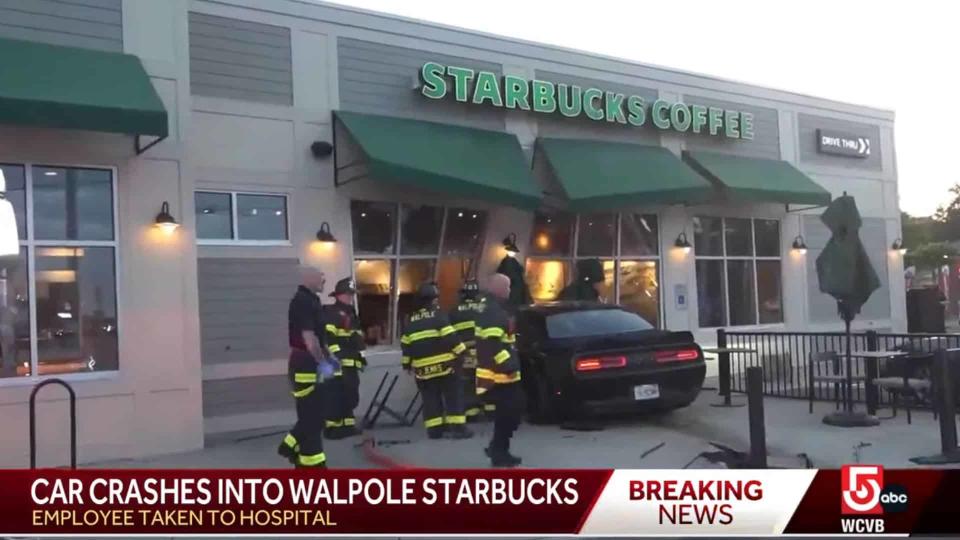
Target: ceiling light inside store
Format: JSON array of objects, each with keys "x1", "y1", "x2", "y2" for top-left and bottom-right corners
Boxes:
[{"x1": 44, "y1": 171, "x2": 58, "y2": 176}]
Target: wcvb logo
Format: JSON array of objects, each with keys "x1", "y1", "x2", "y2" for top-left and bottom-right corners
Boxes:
[{"x1": 841, "y1": 465, "x2": 909, "y2": 515}]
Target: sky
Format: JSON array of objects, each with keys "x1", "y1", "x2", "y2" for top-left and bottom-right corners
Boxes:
[{"x1": 323, "y1": 0, "x2": 958, "y2": 217}]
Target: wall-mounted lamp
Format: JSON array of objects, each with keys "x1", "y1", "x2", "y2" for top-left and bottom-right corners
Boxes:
[
  {"x1": 792, "y1": 235, "x2": 808, "y2": 255},
  {"x1": 154, "y1": 201, "x2": 180, "y2": 233},
  {"x1": 674, "y1": 232, "x2": 692, "y2": 254},
  {"x1": 311, "y1": 141, "x2": 334, "y2": 158},
  {"x1": 891, "y1": 238, "x2": 906, "y2": 256},
  {"x1": 502, "y1": 233, "x2": 519, "y2": 257},
  {"x1": 316, "y1": 222, "x2": 337, "y2": 244}
]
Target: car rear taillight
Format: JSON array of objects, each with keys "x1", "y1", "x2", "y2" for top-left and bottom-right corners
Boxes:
[
  {"x1": 575, "y1": 355, "x2": 627, "y2": 372},
  {"x1": 655, "y1": 348, "x2": 700, "y2": 363}
]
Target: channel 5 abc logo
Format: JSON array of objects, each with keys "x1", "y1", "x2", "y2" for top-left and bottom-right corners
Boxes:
[{"x1": 841, "y1": 465, "x2": 909, "y2": 515}]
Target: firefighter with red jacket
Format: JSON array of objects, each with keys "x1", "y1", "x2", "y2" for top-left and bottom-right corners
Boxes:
[
  {"x1": 322, "y1": 278, "x2": 365, "y2": 439},
  {"x1": 475, "y1": 273, "x2": 523, "y2": 467},
  {"x1": 400, "y1": 282, "x2": 474, "y2": 440}
]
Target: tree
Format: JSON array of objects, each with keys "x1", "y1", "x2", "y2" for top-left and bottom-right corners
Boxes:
[
  {"x1": 933, "y1": 183, "x2": 960, "y2": 241},
  {"x1": 902, "y1": 211, "x2": 936, "y2": 248},
  {"x1": 905, "y1": 241, "x2": 957, "y2": 270}
]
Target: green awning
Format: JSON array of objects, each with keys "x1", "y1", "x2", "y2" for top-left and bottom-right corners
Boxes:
[
  {"x1": 684, "y1": 150, "x2": 831, "y2": 207},
  {"x1": 333, "y1": 111, "x2": 540, "y2": 209},
  {"x1": 538, "y1": 138, "x2": 714, "y2": 211},
  {"x1": 0, "y1": 38, "x2": 167, "y2": 138}
]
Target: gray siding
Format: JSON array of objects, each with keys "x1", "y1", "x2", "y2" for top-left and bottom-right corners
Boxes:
[
  {"x1": 337, "y1": 37, "x2": 505, "y2": 130},
  {"x1": 202, "y1": 375, "x2": 289, "y2": 417},
  {"x1": 535, "y1": 70, "x2": 659, "y2": 145},
  {"x1": 683, "y1": 95, "x2": 780, "y2": 160},
  {"x1": 0, "y1": 0, "x2": 122, "y2": 52},
  {"x1": 198, "y1": 258, "x2": 299, "y2": 365},
  {"x1": 805, "y1": 216, "x2": 890, "y2": 322},
  {"x1": 188, "y1": 12, "x2": 293, "y2": 106},
  {"x1": 798, "y1": 113, "x2": 883, "y2": 171}
]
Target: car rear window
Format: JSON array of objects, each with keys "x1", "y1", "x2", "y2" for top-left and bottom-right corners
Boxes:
[{"x1": 545, "y1": 309, "x2": 653, "y2": 338}]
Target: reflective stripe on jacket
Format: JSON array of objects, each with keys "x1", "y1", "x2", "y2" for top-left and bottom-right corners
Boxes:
[
  {"x1": 400, "y1": 307, "x2": 465, "y2": 380},
  {"x1": 322, "y1": 301, "x2": 366, "y2": 371},
  {"x1": 449, "y1": 297, "x2": 485, "y2": 369}
]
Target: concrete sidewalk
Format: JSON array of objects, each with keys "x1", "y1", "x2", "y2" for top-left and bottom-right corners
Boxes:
[{"x1": 82, "y1": 390, "x2": 958, "y2": 470}]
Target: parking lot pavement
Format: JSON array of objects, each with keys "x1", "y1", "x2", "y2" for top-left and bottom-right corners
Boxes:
[{"x1": 88, "y1": 391, "x2": 954, "y2": 470}]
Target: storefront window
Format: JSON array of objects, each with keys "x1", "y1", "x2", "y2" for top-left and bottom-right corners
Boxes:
[
  {"x1": 351, "y1": 201, "x2": 395, "y2": 255},
  {"x1": 195, "y1": 192, "x2": 232, "y2": 239},
  {"x1": 2, "y1": 164, "x2": 26, "y2": 240},
  {"x1": 525, "y1": 259, "x2": 571, "y2": 303},
  {"x1": 694, "y1": 217, "x2": 782, "y2": 327},
  {"x1": 236, "y1": 194, "x2": 287, "y2": 240},
  {"x1": 351, "y1": 200, "x2": 488, "y2": 344},
  {"x1": 620, "y1": 213, "x2": 659, "y2": 256},
  {"x1": 400, "y1": 205, "x2": 443, "y2": 255},
  {"x1": 576, "y1": 213, "x2": 616, "y2": 257},
  {"x1": 353, "y1": 259, "x2": 393, "y2": 346},
  {"x1": 597, "y1": 259, "x2": 615, "y2": 303},
  {"x1": 529, "y1": 212, "x2": 574, "y2": 256},
  {"x1": 2, "y1": 164, "x2": 119, "y2": 379},
  {"x1": 619, "y1": 260, "x2": 660, "y2": 327},
  {"x1": 33, "y1": 167, "x2": 113, "y2": 241}
]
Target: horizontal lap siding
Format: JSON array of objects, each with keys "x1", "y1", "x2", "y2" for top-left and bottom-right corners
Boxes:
[
  {"x1": 683, "y1": 95, "x2": 781, "y2": 160},
  {"x1": 198, "y1": 258, "x2": 299, "y2": 365},
  {"x1": 188, "y1": 12, "x2": 293, "y2": 106},
  {"x1": 804, "y1": 216, "x2": 890, "y2": 322},
  {"x1": 798, "y1": 113, "x2": 883, "y2": 171},
  {"x1": 535, "y1": 70, "x2": 660, "y2": 146},
  {"x1": 202, "y1": 375, "x2": 289, "y2": 417},
  {"x1": 0, "y1": 0, "x2": 122, "y2": 52},
  {"x1": 337, "y1": 37, "x2": 505, "y2": 130}
]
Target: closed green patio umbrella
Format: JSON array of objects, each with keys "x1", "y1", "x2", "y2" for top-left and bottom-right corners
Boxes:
[{"x1": 815, "y1": 193, "x2": 881, "y2": 427}]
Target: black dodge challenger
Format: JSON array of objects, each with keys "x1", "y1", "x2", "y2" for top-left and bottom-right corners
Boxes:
[{"x1": 515, "y1": 302, "x2": 705, "y2": 423}]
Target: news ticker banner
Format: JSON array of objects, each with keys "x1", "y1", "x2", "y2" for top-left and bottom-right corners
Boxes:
[{"x1": 1, "y1": 467, "x2": 958, "y2": 536}]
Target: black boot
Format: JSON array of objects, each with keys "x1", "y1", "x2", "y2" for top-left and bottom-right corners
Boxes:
[
  {"x1": 324, "y1": 427, "x2": 348, "y2": 440},
  {"x1": 444, "y1": 425, "x2": 474, "y2": 440},
  {"x1": 277, "y1": 443, "x2": 297, "y2": 465},
  {"x1": 490, "y1": 451, "x2": 522, "y2": 468}
]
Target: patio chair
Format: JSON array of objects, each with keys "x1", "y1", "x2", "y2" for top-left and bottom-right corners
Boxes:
[
  {"x1": 808, "y1": 351, "x2": 864, "y2": 414},
  {"x1": 873, "y1": 353, "x2": 933, "y2": 425}
]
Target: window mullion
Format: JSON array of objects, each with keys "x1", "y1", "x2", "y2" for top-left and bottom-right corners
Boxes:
[{"x1": 24, "y1": 164, "x2": 38, "y2": 378}]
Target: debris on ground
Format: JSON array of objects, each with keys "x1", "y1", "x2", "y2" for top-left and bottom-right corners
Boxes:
[{"x1": 640, "y1": 442, "x2": 666, "y2": 460}]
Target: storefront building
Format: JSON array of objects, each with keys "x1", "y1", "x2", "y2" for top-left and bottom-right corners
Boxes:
[{"x1": 0, "y1": 0, "x2": 904, "y2": 465}]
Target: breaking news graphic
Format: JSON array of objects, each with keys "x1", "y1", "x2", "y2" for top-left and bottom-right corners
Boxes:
[{"x1": 0, "y1": 467, "x2": 958, "y2": 536}]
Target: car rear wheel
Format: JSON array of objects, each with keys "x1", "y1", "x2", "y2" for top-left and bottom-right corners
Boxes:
[{"x1": 527, "y1": 375, "x2": 560, "y2": 425}]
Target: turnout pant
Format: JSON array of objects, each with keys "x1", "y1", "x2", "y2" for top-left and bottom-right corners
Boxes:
[
  {"x1": 488, "y1": 382, "x2": 524, "y2": 456},
  {"x1": 416, "y1": 371, "x2": 465, "y2": 437},
  {"x1": 283, "y1": 350, "x2": 326, "y2": 467},
  {"x1": 462, "y1": 367, "x2": 482, "y2": 420},
  {"x1": 325, "y1": 367, "x2": 360, "y2": 430}
]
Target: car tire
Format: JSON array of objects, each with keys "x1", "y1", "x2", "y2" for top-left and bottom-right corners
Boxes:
[{"x1": 527, "y1": 375, "x2": 559, "y2": 425}]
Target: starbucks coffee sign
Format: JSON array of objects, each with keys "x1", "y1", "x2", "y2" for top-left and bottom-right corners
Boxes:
[{"x1": 419, "y1": 62, "x2": 754, "y2": 140}]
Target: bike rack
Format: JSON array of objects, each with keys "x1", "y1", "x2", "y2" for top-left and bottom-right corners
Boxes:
[
  {"x1": 29, "y1": 378, "x2": 77, "y2": 469},
  {"x1": 361, "y1": 371, "x2": 421, "y2": 429}
]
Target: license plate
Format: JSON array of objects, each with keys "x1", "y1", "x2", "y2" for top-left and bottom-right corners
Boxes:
[{"x1": 634, "y1": 384, "x2": 660, "y2": 400}]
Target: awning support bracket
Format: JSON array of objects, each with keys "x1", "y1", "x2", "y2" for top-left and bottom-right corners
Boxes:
[
  {"x1": 335, "y1": 171, "x2": 366, "y2": 187},
  {"x1": 135, "y1": 134, "x2": 167, "y2": 156}
]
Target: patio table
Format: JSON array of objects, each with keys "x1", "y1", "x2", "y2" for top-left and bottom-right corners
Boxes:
[{"x1": 844, "y1": 350, "x2": 909, "y2": 420}]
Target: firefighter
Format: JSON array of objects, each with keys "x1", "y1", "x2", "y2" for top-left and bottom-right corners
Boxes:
[
  {"x1": 323, "y1": 278, "x2": 365, "y2": 439},
  {"x1": 449, "y1": 279, "x2": 485, "y2": 422},
  {"x1": 400, "y1": 282, "x2": 474, "y2": 440},
  {"x1": 475, "y1": 273, "x2": 524, "y2": 467},
  {"x1": 277, "y1": 265, "x2": 335, "y2": 468}
]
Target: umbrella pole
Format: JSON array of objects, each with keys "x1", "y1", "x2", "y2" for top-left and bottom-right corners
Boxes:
[
  {"x1": 845, "y1": 316, "x2": 853, "y2": 413},
  {"x1": 822, "y1": 304, "x2": 880, "y2": 428}
]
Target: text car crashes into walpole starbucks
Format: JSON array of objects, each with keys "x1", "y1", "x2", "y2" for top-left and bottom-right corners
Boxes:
[{"x1": 419, "y1": 61, "x2": 755, "y2": 139}]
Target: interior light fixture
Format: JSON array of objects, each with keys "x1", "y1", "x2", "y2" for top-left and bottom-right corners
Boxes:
[
  {"x1": 792, "y1": 235, "x2": 808, "y2": 255},
  {"x1": 0, "y1": 170, "x2": 19, "y2": 256},
  {"x1": 674, "y1": 232, "x2": 692, "y2": 254},
  {"x1": 154, "y1": 201, "x2": 180, "y2": 233},
  {"x1": 502, "y1": 233, "x2": 519, "y2": 257},
  {"x1": 316, "y1": 222, "x2": 337, "y2": 243},
  {"x1": 891, "y1": 238, "x2": 906, "y2": 256}
]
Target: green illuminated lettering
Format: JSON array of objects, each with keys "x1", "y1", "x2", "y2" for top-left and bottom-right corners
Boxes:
[
  {"x1": 472, "y1": 71, "x2": 503, "y2": 106},
  {"x1": 604, "y1": 92, "x2": 626, "y2": 123},
  {"x1": 670, "y1": 103, "x2": 691, "y2": 132},
  {"x1": 626, "y1": 95, "x2": 646, "y2": 126},
  {"x1": 557, "y1": 84, "x2": 582, "y2": 118},
  {"x1": 503, "y1": 75, "x2": 530, "y2": 110},
  {"x1": 532, "y1": 80, "x2": 557, "y2": 113},
  {"x1": 691, "y1": 104, "x2": 708, "y2": 133},
  {"x1": 446, "y1": 66, "x2": 475, "y2": 103},
  {"x1": 707, "y1": 107, "x2": 724, "y2": 136},
  {"x1": 740, "y1": 112, "x2": 755, "y2": 140},
  {"x1": 583, "y1": 88, "x2": 604, "y2": 120},
  {"x1": 420, "y1": 62, "x2": 447, "y2": 99},
  {"x1": 651, "y1": 99, "x2": 671, "y2": 129},
  {"x1": 724, "y1": 110, "x2": 740, "y2": 138}
]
